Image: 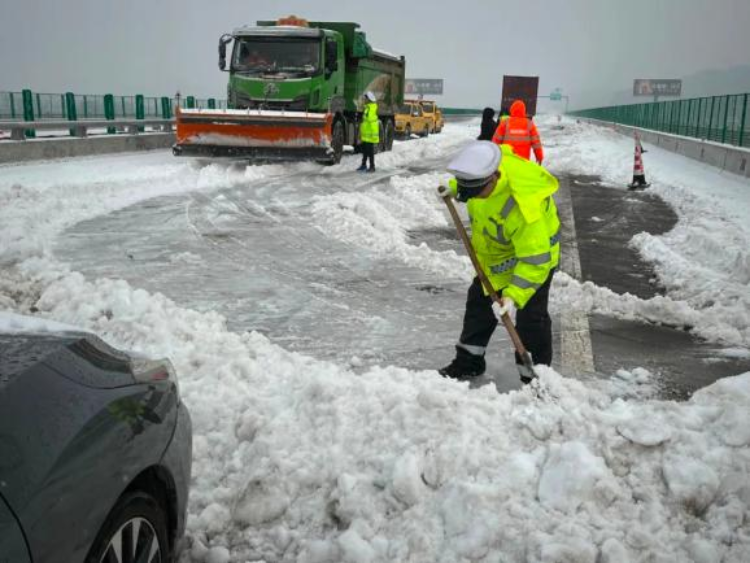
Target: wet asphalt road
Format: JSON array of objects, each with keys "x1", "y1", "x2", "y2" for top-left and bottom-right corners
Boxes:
[{"x1": 567, "y1": 174, "x2": 750, "y2": 399}]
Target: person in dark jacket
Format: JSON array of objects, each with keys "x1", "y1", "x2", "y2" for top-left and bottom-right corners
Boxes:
[{"x1": 477, "y1": 107, "x2": 497, "y2": 141}]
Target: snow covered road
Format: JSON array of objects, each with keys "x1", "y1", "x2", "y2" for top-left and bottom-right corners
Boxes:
[
  {"x1": 52, "y1": 147, "x2": 475, "y2": 372},
  {"x1": 2, "y1": 117, "x2": 750, "y2": 562}
]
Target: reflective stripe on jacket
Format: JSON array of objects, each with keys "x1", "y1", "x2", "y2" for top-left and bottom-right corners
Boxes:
[
  {"x1": 448, "y1": 145, "x2": 560, "y2": 308},
  {"x1": 491, "y1": 100, "x2": 543, "y2": 163},
  {"x1": 360, "y1": 102, "x2": 380, "y2": 144}
]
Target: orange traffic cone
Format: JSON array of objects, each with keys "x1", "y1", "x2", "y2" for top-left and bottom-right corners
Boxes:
[{"x1": 628, "y1": 131, "x2": 650, "y2": 190}]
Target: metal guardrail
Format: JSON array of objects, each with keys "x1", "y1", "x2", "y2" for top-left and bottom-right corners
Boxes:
[
  {"x1": 0, "y1": 118, "x2": 175, "y2": 141},
  {"x1": 0, "y1": 90, "x2": 226, "y2": 140},
  {"x1": 569, "y1": 93, "x2": 750, "y2": 148},
  {"x1": 1, "y1": 88, "x2": 486, "y2": 140}
]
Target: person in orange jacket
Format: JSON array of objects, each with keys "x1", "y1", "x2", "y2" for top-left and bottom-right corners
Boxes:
[{"x1": 491, "y1": 99, "x2": 544, "y2": 164}]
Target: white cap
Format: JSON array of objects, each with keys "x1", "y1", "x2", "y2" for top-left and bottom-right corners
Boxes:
[
  {"x1": 447, "y1": 141, "x2": 501, "y2": 187},
  {"x1": 365, "y1": 91, "x2": 377, "y2": 102}
]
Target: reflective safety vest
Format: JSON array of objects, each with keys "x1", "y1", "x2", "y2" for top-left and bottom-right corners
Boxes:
[
  {"x1": 448, "y1": 145, "x2": 560, "y2": 308},
  {"x1": 360, "y1": 102, "x2": 380, "y2": 144},
  {"x1": 492, "y1": 106, "x2": 543, "y2": 163}
]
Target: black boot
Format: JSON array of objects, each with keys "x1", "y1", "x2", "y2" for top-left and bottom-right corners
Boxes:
[{"x1": 439, "y1": 346, "x2": 486, "y2": 379}]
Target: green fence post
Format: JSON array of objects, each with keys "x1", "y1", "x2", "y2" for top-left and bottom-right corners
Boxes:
[
  {"x1": 739, "y1": 94, "x2": 748, "y2": 147},
  {"x1": 662, "y1": 102, "x2": 667, "y2": 131},
  {"x1": 104, "y1": 93, "x2": 116, "y2": 134},
  {"x1": 65, "y1": 92, "x2": 78, "y2": 136},
  {"x1": 694, "y1": 98, "x2": 702, "y2": 138},
  {"x1": 667, "y1": 101, "x2": 672, "y2": 133},
  {"x1": 83, "y1": 95, "x2": 89, "y2": 118},
  {"x1": 721, "y1": 95, "x2": 730, "y2": 144},
  {"x1": 186, "y1": 96, "x2": 195, "y2": 109},
  {"x1": 22, "y1": 89, "x2": 35, "y2": 138},
  {"x1": 208, "y1": 98, "x2": 216, "y2": 109},
  {"x1": 135, "y1": 94, "x2": 145, "y2": 132},
  {"x1": 160, "y1": 96, "x2": 172, "y2": 119},
  {"x1": 707, "y1": 96, "x2": 715, "y2": 141}
]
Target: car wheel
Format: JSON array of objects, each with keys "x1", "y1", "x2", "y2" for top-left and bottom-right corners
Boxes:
[
  {"x1": 405, "y1": 124, "x2": 411, "y2": 140},
  {"x1": 422, "y1": 124, "x2": 430, "y2": 138},
  {"x1": 86, "y1": 491, "x2": 169, "y2": 563}
]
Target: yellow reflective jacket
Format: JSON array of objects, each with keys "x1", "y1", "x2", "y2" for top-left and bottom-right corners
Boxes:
[
  {"x1": 360, "y1": 102, "x2": 380, "y2": 144},
  {"x1": 449, "y1": 145, "x2": 560, "y2": 308}
]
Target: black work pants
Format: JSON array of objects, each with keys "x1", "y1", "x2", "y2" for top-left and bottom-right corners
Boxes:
[
  {"x1": 360, "y1": 142, "x2": 375, "y2": 169},
  {"x1": 457, "y1": 270, "x2": 554, "y2": 366}
]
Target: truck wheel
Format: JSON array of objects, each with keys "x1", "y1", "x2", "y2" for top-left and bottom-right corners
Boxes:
[
  {"x1": 330, "y1": 120, "x2": 345, "y2": 164},
  {"x1": 378, "y1": 120, "x2": 386, "y2": 153},
  {"x1": 384, "y1": 120, "x2": 394, "y2": 152},
  {"x1": 422, "y1": 124, "x2": 430, "y2": 138},
  {"x1": 404, "y1": 124, "x2": 411, "y2": 140},
  {"x1": 321, "y1": 120, "x2": 345, "y2": 165}
]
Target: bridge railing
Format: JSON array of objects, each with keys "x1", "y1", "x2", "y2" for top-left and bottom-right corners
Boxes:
[
  {"x1": 569, "y1": 93, "x2": 750, "y2": 148},
  {"x1": 0, "y1": 90, "x2": 226, "y2": 139}
]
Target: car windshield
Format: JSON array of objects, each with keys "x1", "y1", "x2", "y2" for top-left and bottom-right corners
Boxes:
[
  {"x1": 422, "y1": 103, "x2": 435, "y2": 112},
  {"x1": 232, "y1": 37, "x2": 320, "y2": 75}
]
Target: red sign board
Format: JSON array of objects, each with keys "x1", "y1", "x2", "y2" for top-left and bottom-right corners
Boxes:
[{"x1": 501, "y1": 75, "x2": 539, "y2": 116}]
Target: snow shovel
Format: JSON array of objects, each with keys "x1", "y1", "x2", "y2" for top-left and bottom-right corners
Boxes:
[{"x1": 440, "y1": 190, "x2": 539, "y2": 382}]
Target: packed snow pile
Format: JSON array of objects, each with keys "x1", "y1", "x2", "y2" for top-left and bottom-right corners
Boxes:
[
  {"x1": 8, "y1": 260, "x2": 750, "y2": 562},
  {"x1": 1, "y1": 118, "x2": 750, "y2": 562}
]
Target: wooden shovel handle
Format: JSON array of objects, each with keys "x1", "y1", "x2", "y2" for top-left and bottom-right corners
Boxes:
[{"x1": 441, "y1": 192, "x2": 535, "y2": 371}]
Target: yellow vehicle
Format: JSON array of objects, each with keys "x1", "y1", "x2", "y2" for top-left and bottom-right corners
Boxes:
[
  {"x1": 394, "y1": 101, "x2": 431, "y2": 139},
  {"x1": 418, "y1": 100, "x2": 444, "y2": 134}
]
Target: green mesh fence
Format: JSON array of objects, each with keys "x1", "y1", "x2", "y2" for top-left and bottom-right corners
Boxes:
[
  {"x1": 569, "y1": 93, "x2": 750, "y2": 148},
  {"x1": 442, "y1": 107, "x2": 483, "y2": 115},
  {"x1": 0, "y1": 91, "x2": 22, "y2": 119},
  {"x1": 72, "y1": 94, "x2": 106, "y2": 119},
  {"x1": 34, "y1": 93, "x2": 67, "y2": 119}
]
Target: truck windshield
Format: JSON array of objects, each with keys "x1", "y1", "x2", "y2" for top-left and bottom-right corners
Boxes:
[
  {"x1": 232, "y1": 38, "x2": 321, "y2": 75},
  {"x1": 422, "y1": 102, "x2": 435, "y2": 113}
]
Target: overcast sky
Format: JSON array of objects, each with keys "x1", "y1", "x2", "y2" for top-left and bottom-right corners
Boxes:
[{"x1": 2, "y1": 0, "x2": 749, "y2": 110}]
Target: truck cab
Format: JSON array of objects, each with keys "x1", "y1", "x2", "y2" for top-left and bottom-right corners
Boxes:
[{"x1": 224, "y1": 24, "x2": 344, "y2": 113}]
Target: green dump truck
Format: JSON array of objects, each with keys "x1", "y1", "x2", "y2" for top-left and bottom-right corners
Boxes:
[{"x1": 173, "y1": 16, "x2": 406, "y2": 164}]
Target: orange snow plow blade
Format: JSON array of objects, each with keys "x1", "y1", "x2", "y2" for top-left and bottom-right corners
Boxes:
[{"x1": 173, "y1": 107, "x2": 334, "y2": 161}]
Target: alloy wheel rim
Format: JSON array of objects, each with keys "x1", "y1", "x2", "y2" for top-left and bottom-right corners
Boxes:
[{"x1": 100, "y1": 516, "x2": 161, "y2": 563}]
